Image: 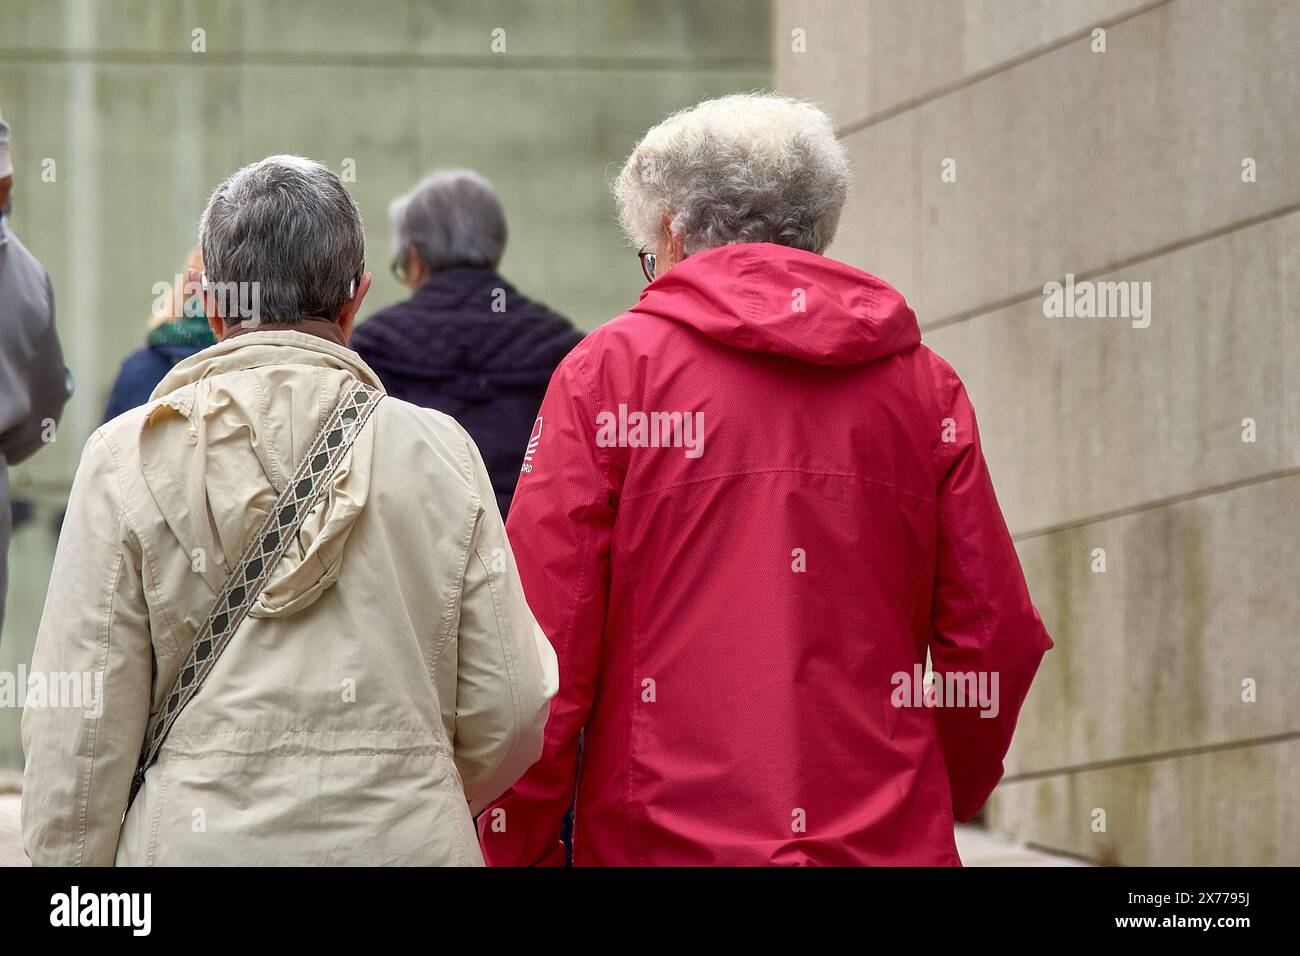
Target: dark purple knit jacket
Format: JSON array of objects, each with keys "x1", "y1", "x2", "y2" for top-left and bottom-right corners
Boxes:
[{"x1": 351, "y1": 266, "x2": 583, "y2": 517}]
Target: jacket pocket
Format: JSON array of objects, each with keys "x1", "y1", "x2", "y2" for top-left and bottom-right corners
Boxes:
[{"x1": 115, "y1": 760, "x2": 170, "y2": 867}]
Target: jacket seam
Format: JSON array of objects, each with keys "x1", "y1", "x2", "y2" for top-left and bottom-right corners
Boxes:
[
  {"x1": 73, "y1": 430, "x2": 140, "y2": 865},
  {"x1": 552, "y1": 350, "x2": 622, "y2": 861},
  {"x1": 144, "y1": 761, "x2": 170, "y2": 866},
  {"x1": 166, "y1": 727, "x2": 453, "y2": 738},
  {"x1": 430, "y1": 504, "x2": 475, "y2": 688},
  {"x1": 931, "y1": 362, "x2": 998, "y2": 653},
  {"x1": 159, "y1": 748, "x2": 453, "y2": 759},
  {"x1": 627, "y1": 619, "x2": 647, "y2": 867},
  {"x1": 462, "y1": 536, "x2": 523, "y2": 808},
  {"x1": 934, "y1": 479, "x2": 999, "y2": 655},
  {"x1": 565, "y1": 348, "x2": 617, "y2": 487},
  {"x1": 621, "y1": 466, "x2": 935, "y2": 505},
  {"x1": 75, "y1": 544, "x2": 124, "y2": 867},
  {"x1": 432, "y1": 424, "x2": 482, "y2": 707},
  {"x1": 449, "y1": 773, "x2": 469, "y2": 865},
  {"x1": 452, "y1": 421, "x2": 478, "y2": 492},
  {"x1": 245, "y1": 372, "x2": 281, "y2": 491},
  {"x1": 97, "y1": 426, "x2": 184, "y2": 657}
]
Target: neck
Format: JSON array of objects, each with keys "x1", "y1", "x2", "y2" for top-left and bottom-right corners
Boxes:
[{"x1": 223, "y1": 316, "x2": 348, "y2": 347}]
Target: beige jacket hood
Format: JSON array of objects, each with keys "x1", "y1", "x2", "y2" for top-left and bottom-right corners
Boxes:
[
  {"x1": 142, "y1": 332, "x2": 379, "y2": 620},
  {"x1": 22, "y1": 330, "x2": 557, "y2": 866}
]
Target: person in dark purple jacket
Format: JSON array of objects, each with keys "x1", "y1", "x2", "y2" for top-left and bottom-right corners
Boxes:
[{"x1": 351, "y1": 169, "x2": 582, "y2": 517}]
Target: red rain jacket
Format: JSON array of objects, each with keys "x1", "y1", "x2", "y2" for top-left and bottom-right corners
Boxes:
[{"x1": 480, "y1": 243, "x2": 1052, "y2": 866}]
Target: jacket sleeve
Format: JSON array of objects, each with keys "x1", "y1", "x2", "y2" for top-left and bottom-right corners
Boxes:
[
  {"x1": 477, "y1": 354, "x2": 615, "y2": 866},
  {"x1": 929, "y1": 366, "x2": 1053, "y2": 821},
  {"x1": 452, "y1": 424, "x2": 559, "y2": 816},
  {"x1": 21, "y1": 430, "x2": 152, "y2": 866},
  {"x1": 0, "y1": 272, "x2": 73, "y2": 465}
]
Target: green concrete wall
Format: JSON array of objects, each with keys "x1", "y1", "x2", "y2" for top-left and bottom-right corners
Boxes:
[
  {"x1": 776, "y1": 0, "x2": 1298, "y2": 865},
  {"x1": 0, "y1": 0, "x2": 771, "y2": 768}
]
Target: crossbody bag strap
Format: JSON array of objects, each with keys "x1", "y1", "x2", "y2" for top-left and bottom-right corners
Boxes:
[{"x1": 128, "y1": 380, "x2": 383, "y2": 807}]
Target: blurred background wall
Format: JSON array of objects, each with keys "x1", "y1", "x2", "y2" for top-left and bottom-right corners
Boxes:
[
  {"x1": 776, "y1": 0, "x2": 1299, "y2": 865},
  {"x1": 0, "y1": 0, "x2": 771, "y2": 770}
]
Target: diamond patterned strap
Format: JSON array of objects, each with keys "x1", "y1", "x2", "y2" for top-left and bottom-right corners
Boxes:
[{"x1": 128, "y1": 380, "x2": 383, "y2": 807}]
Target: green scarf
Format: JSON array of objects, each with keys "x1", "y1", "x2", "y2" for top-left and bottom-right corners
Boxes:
[{"x1": 147, "y1": 297, "x2": 216, "y2": 350}]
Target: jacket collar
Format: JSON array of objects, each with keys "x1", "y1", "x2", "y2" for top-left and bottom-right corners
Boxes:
[
  {"x1": 150, "y1": 328, "x2": 384, "y2": 402},
  {"x1": 224, "y1": 317, "x2": 347, "y2": 348},
  {"x1": 408, "y1": 265, "x2": 505, "y2": 310}
]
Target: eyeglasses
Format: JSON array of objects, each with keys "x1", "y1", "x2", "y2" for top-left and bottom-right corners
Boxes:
[{"x1": 638, "y1": 246, "x2": 656, "y2": 283}]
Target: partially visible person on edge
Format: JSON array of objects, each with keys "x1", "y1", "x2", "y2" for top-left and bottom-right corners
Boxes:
[
  {"x1": 0, "y1": 108, "x2": 73, "y2": 635},
  {"x1": 22, "y1": 155, "x2": 557, "y2": 866},
  {"x1": 102, "y1": 246, "x2": 215, "y2": 422},
  {"x1": 478, "y1": 93, "x2": 1053, "y2": 866},
  {"x1": 350, "y1": 169, "x2": 582, "y2": 517}
]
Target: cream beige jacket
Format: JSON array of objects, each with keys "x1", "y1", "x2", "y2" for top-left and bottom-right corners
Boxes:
[{"x1": 21, "y1": 331, "x2": 557, "y2": 866}]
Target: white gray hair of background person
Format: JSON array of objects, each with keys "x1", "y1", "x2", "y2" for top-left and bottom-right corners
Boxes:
[
  {"x1": 0, "y1": 107, "x2": 74, "y2": 637},
  {"x1": 613, "y1": 92, "x2": 850, "y2": 277},
  {"x1": 388, "y1": 169, "x2": 507, "y2": 288},
  {"x1": 199, "y1": 154, "x2": 366, "y2": 327}
]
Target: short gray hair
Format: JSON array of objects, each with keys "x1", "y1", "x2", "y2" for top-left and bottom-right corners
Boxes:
[
  {"x1": 199, "y1": 155, "x2": 364, "y2": 324},
  {"x1": 614, "y1": 92, "x2": 850, "y2": 256},
  {"x1": 390, "y1": 169, "x2": 507, "y2": 273}
]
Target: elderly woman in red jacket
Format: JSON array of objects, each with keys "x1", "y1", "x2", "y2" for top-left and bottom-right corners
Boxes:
[{"x1": 480, "y1": 93, "x2": 1052, "y2": 866}]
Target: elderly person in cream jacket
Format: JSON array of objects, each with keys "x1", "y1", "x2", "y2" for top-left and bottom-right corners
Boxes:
[{"x1": 21, "y1": 155, "x2": 557, "y2": 866}]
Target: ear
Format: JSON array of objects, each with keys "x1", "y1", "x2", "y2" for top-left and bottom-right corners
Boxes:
[
  {"x1": 404, "y1": 247, "x2": 427, "y2": 289},
  {"x1": 335, "y1": 271, "x2": 372, "y2": 343},
  {"x1": 187, "y1": 268, "x2": 226, "y2": 340},
  {"x1": 658, "y1": 213, "x2": 686, "y2": 271},
  {"x1": 669, "y1": 229, "x2": 685, "y2": 264}
]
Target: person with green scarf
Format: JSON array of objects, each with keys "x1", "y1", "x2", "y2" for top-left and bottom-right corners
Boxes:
[{"x1": 103, "y1": 248, "x2": 216, "y2": 422}]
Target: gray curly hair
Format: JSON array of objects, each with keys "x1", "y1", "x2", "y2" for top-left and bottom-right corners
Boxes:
[{"x1": 613, "y1": 92, "x2": 850, "y2": 256}]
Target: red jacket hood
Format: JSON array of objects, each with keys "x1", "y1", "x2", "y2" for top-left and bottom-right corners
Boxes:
[{"x1": 629, "y1": 242, "x2": 921, "y2": 366}]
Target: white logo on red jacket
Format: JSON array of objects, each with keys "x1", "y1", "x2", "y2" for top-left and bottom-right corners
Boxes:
[{"x1": 521, "y1": 416, "x2": 542, "y2": 473}]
